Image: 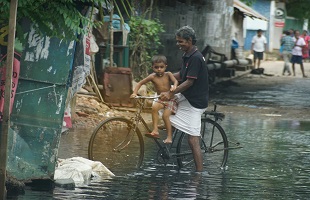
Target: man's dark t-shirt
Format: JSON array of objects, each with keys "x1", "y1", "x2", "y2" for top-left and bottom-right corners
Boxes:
[{"x1": 179, "y1": 47, "x2": 209, "y2": 108}]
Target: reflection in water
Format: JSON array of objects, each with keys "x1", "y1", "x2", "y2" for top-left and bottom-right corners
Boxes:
[{"x1": 8, "y1": 114, "x2": 310, "y2": 199}]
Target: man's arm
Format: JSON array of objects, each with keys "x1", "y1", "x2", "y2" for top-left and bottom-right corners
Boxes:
[
  {"x1": 173, "y1": 71, "x2": 181, "y2": 81},
  {"x1": 173, "y1": 78, "x2": 194, "y2": 94},
  {"x1": 251, "y1": 36, "x2": 255, "y2": 53},
  {"x1": 160, "y1": 78, "x2": 194, "y2": 100}
]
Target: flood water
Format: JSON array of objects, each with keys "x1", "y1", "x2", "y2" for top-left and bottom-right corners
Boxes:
[{"x1": 8, "y1": 77, "x2": 310, "y2": 199}]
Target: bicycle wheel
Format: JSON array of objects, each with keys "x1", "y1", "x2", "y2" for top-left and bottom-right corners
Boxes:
[
  {"x1": 88, "y1": 117, "x2": 144, "y2": 174},
  {"x1": 176, "y1": 118, "x2": 228, "y2": 173}
]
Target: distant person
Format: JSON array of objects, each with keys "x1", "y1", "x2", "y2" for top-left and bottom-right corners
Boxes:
[
  {"x1": 130, "y1": 55, "x2": 178, "y2": 144},
  {"x1": 289, "y1": 28, "x2": 294, "y2": 37},
  {"x1": 301, "y1": 30, "x2": 310, "y2": 60},
  {"x1": 281, "y1": 30, "x2": 294, "y2": 76},
  {"x1": 291, "y1": 30, "x2": 307, "y2": 78},
  {"x1": 251, "y1": 29, "x2": 267, "y2": 68}
]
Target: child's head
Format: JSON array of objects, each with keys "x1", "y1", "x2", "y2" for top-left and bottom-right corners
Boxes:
[
  {"x1": 152, "y1": 55, "x2": 167, "y2": 65},
  {"x1": 151, "y1": 55, "x2": 167, "y2": 75}
]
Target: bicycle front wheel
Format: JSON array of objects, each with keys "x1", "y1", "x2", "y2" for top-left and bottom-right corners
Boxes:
[
  {"x1": 88, "y1": 117, "x2": 144, "y2": 174},
  {"x1": 176, "y1": 118, "x2": 228, "y2": 173}
]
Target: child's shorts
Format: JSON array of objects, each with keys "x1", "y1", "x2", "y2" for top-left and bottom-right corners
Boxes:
[{"x1": 155, "y1": 98, "x2": 178, "y2": 114}]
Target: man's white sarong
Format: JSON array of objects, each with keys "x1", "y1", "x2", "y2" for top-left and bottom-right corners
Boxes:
[{"x1": 170, "y1": 94, "x2": 206, "y2": 136}]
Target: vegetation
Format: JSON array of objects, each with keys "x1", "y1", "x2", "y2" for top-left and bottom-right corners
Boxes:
[
  {"x1": 0, "y1": 0, "x2": 118, "y2": 42},
  {"x1": 286, "y1": 0, "x2": 310, "y2": 21},
  {"x1": 240, "y1": 0, "x2": 256, "y2": 6},
  {"x1": 129, "y1": 0, "x2": 165, "y2": 81},
  {"x1": 129, "y1": 16, "x2": 164, "y2": 81},
  {"x1": 0, "y1": 0, "x2": 166, "y2": 83}
]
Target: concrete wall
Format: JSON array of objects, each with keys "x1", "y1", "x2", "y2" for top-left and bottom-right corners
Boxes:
[
  {"x1": 244, "y1": 0, "x2": 271, "y2": 51},
  {"x1": 232, "y1": 9, "x2": 245, "y2": 48},
  {"x1": 273, "y1": 2, "x2": 286, "y2": 50},
  {"x1": 157, "y1": 0, "x2": 234, "y2": 72}
]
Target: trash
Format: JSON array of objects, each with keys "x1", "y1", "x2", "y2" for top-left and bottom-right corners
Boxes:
[
  {"x1": 250, "y1": 68, "x2": 264, "y2": 75},
  {"x1": 54, "y1": 157, "x2": 115, "y2": 186}
]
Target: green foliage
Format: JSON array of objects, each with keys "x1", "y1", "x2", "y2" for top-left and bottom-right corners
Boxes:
[
  {"x1": 129, "y1": 16, "x2": 165, "y2": 81},
  {"x1": 286, "y1": 0, "x2": 310, "y2": 21},
  {"x1": 0, "y1": 0, "x2": 107, "y2": 41},
  {"x1": 239, "y1": 0, "x2": 256, "y2": 6}
]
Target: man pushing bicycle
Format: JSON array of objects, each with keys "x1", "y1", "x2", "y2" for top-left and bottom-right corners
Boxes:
[{"x1": 160, "y1": 25, "x2": 209, "y2": 172}]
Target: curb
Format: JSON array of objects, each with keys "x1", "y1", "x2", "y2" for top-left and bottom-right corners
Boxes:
[{"x1": 214, "y1": 70, "x2": 252, "y2": 84}]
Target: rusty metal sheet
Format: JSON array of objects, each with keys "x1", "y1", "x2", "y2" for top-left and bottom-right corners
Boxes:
[{"x1": 101, "y1": 67, "x2": 134, "y2": 107}]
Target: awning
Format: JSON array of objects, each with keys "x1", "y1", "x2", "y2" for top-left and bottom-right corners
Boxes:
[{"x1": 234, "y1": 0, "x2": 268, "y2": 21}]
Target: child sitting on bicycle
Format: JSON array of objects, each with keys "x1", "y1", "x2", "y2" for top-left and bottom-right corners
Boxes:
[{"x1": 130, "y1": 55, "x2": 178, "y2": 144}]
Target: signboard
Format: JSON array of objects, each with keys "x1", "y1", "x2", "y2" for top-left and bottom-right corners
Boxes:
[
  {"x1": 275, "y1": 22, "x2": 285, "y2": 27},
  {"x1": 274, "y1": 7, "x2": 286, "y2": 28}
]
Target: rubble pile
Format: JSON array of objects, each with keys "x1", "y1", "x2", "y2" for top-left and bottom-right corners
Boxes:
[{"x1": 73, "y1": 94, "x2": 132, "y2": 128}]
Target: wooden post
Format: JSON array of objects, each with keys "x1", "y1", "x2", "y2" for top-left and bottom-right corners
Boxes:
[
  {"x1": 109, "y1": 1, "x2": 114, "y2": 67},
  {"x1": 0, "y1": 0, "x2": 18, "y2": 198}
]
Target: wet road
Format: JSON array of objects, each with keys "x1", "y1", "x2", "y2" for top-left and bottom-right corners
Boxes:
[{"x1": 8, "y1": 74, "x2": 310, "y2": 199}]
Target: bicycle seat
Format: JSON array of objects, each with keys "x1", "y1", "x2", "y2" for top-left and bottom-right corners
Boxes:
[{"x1": 203, "y1": 111, "x2": 225, "y2": 120}]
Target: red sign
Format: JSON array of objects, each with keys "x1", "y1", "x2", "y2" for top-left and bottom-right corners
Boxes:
[
  {"x1": 0, "y1": 52, "x2": 20, "y2": 120},
  {"x1": 275, "y1": 22, "x2": 285, "y2": 27}
]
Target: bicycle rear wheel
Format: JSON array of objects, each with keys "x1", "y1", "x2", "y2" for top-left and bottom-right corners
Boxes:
[
  {"x1": 176, "y1": 118, "x2": 228, "y2": 173},
  {"x1": 88, "y1": 117, "x2": 144, "y2": 174}
]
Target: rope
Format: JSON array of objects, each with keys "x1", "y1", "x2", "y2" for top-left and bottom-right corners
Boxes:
[{"x1": 15, "y1": 84, "x2": 56, "y2": 95}]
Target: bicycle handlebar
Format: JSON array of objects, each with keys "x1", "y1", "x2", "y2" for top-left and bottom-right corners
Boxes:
[{"x1": 134, "y1": 95, "x2": 161, "y2": 100}]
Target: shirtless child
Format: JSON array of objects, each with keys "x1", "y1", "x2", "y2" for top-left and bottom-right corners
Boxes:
[{"x1": 130, "y1": 55, "x2": 178, "y2": 144}]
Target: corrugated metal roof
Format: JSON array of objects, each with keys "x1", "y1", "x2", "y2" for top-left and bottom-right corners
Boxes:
[{"x1": 234, "y1": 0, "x2": 269, "y2": 21}]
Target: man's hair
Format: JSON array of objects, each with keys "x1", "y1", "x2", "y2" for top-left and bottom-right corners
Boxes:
[
  {"x1": 257, "y1": 29, "x2": 263, "y2": 33},
  {"x1": 152, "y1": 55, "x2": 167, "y2": 65},
  {"x1": 284, "y1": 30, "x2": 290, "y2": 35},
  {"x1": 175, "y1": 25, "x2": 197, "y2": 45}
]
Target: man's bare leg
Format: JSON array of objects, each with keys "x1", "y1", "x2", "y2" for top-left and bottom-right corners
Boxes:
[
  {"x1": 188, "y1": 135, "x2": 203, "y2": 172},
  {"x1": 300, "y1": 63, "x2": 307, "y2": 77},
  {"x1": 292, "y1": 63, "x2": 296, "y2": 76},
  {"x1": 253, "y1": 58, "x2": 256, "y2": 68},
  {"x1": 257, "y1": 59, "x2": 261, "y2": 68}
]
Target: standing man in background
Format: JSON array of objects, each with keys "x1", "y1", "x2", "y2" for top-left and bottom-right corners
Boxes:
[
  {"x1": 251, "y1": 29, "x2": 267, "y2": 68},
  {"x1": 281, "y1": 30, "x2": 294, "y2": 76}
]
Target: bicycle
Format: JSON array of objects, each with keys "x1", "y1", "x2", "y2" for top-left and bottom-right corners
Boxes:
[{"x1": 88, "y1": 96, "x2": 237, "y2": 174}]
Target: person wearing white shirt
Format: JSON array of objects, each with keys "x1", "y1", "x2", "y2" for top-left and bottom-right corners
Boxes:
[
  {"x1": 251, "y1": 29, "x2": 267, "y2": 68},
  {"x1": 291, "y1": 30, "x2": 307, "y2": 78}
]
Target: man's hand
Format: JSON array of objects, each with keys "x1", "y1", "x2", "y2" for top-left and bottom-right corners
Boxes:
[
  {"x1": 160, "y1": 91, "x2": 173, "y2": 101},
  {"x1": 170, "y1": 85, "x2": 177, "y2": 92}
]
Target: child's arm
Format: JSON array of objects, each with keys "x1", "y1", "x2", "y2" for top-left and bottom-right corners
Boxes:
[
  {"x1": 130, "y1": 74, "x2": 153, "y2": 98},
  {"x1": 167, "y1": 72, "x2": 178, "y2": 92}
]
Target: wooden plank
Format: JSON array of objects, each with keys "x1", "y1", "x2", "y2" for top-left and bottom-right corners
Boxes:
[{"x1": 0, "y1": 0, "x2": 18, "y2": 197}]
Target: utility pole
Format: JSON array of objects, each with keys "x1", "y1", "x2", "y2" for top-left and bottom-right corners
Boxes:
[{"x1": 0, "y1": 0, "x2": 18, "y2": 198}]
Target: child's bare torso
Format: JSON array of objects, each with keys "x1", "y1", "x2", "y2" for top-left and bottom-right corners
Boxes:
[{"x1": 151, "y1": 72, "x2": 172, "y2": 95}]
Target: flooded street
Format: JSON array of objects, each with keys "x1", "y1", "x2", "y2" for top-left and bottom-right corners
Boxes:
[{"x1": 9, "y1": 71, "x2": 310, "y2": 199}]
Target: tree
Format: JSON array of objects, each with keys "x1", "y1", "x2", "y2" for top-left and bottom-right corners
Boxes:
[
  {"x1": 286, "y1": 0, "x2": 310, "y2": 21},
  {"x1": 0, "y1": 0, "x2": 115, "y2": 41},
  {"x1": 240, "y1": 0, "x2": 256, "y2": 6}
]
